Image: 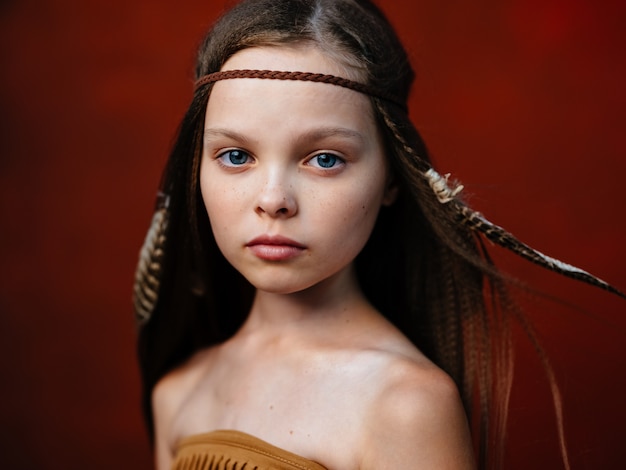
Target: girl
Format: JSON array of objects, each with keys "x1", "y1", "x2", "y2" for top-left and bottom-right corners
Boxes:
[{"x1": 133, "y1": 1, "x2": 624, "y2": 468}]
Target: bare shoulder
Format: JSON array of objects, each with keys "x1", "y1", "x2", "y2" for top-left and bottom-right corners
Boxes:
[
  {"x1": 152, "y1": 348, "x2": 213, "y2": 470},
  {"x1": 153, "y1": 348, "x2": 212, "y2": 422},
  {"x1": 359, "y1": 355, "x2": 476, "y2": 470}
]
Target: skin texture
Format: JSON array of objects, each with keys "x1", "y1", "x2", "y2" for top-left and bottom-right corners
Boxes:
[{"x1": 152, "y1": 45, "x2": 476, "y2": 470}]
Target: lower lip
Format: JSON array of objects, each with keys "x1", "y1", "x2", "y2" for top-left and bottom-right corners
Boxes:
[{"x1": 247, "y1": 244, "x2": 305, "y2": 261}]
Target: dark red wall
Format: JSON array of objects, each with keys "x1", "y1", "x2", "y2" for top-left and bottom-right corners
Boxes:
[{"x1": 1, "y1": 1, "x2": 624, "y2": 468}]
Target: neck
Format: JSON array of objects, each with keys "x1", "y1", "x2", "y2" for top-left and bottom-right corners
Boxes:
[{"x1": 242, "y1": 265, "x2": 372, "y2": 333}]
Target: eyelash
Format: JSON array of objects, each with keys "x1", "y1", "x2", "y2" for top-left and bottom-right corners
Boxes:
[
  {"x1": 216, "y1": 149, "x2": 253, "y2": 167},
  {"x1": 214, "y1": 149, "x2": 346, "y2": 171},
  {"x1": 306, "y1": 152, "x2": 345, "y2": 170}
]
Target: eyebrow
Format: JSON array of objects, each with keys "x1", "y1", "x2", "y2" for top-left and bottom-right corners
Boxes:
[
  {"x1": 203, "y1": 128, "x2": 255, "y2": 146},
  {"x1": 296, "y1": 127, "x2": 365, "y2": 146},
  {"x1": 203, "y1": 127, "x2": 365, "y2": 146}
]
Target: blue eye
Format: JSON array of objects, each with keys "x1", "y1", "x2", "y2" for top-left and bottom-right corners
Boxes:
[
  {"x1": 311, "y1": 153, "x2": 342, "y2": 169},
  {"x1": 219, "y1": 149, "x2": 250, "y2": 166}
]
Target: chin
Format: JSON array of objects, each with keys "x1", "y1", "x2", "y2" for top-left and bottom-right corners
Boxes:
[
  {"x1": 239, "y1": 270, "x2": 319, "y2": 295},
  {"x1": 231, "y1": 259, "x2": 354, "y2": 297},
  {"x1": 249, "y1": 279, "x2": 315, "y2": 295}
]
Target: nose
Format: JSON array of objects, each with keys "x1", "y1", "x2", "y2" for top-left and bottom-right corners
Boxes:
[{"x1": 255, "y1": 174, "x2": 297, "y2": 218}]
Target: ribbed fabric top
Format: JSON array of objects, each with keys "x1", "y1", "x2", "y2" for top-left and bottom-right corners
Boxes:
[{"x1": 173, "y1": 430, "x2": 329, "y2": 470}]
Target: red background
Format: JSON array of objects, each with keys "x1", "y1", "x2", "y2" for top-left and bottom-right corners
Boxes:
[{"x1": 1, "y1": 0, "x2": 624, "y2": 468}]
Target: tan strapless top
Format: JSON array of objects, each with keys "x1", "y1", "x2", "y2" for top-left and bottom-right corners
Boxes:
[{"x1": 173, "y1": 430, "x2": 329, "y2": 470}]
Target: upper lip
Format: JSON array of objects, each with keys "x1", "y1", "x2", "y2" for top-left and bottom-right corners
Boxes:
[{"x1": 246, "y1": 235, "x2": 306, "y2": 248}]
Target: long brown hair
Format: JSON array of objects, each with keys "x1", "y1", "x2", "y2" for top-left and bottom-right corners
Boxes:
[{"x1": 135, "y1": 1, "x2": 601, "y2": 468}]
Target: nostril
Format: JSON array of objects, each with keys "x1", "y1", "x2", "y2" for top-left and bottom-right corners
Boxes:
[{"x1": 255, "y1": 190, "x2": 297, "y2": 217}]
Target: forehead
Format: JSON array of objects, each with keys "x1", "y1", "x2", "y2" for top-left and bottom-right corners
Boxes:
[
  {"x1": 205, "y1": 46, "x2": 377, "y2": 134},
  {"x1": 221, "y1": 44, "x2": 364, "y2": 81}
]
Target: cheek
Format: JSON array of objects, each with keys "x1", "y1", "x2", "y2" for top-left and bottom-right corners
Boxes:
[
  {"x1": 313, "y1": 175, "x2": 386, "y2": 247},
  {"x1": 200, "y1": 170, "x2": 241, "y2": 242}
]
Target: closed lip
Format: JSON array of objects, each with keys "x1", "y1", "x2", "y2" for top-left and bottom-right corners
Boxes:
[
  {"x1": 246, "y1": 235, "x2": 306, "y2": 261},
  {"x1": 246, "y1": 235, "x2": 306, "y2": 248}
]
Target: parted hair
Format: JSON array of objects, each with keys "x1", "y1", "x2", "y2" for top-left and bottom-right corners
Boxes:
[{"x1": 137, "y1": 1, "x2": 542, "y2": 468}]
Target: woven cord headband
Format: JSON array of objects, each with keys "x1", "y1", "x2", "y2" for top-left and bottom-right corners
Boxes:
[
  {"x1": 194, "y1": 69, "x2": 406, "y2": 109},
  {"x1": 133, "y1": 70, "x2": 624, "y2": 325}
]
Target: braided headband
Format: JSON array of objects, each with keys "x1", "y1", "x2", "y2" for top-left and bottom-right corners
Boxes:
[
  {"x1": 194, "y1": 69, "x2": 406, "y2": 109},
  {"x1": 133, "y1": 72, "x2": 625, "y2": 324}
]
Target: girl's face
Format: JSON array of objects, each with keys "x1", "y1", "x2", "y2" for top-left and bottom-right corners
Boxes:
[{"x1": 200, "y1": 45, "x2": 396, "y2": 295}]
